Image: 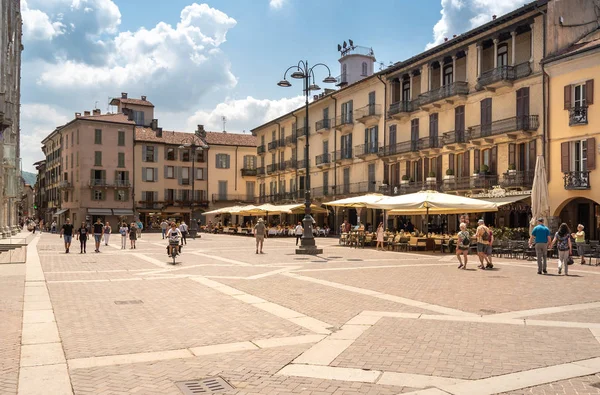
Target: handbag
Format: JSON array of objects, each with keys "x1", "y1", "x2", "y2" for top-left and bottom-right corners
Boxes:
[{"x1": 567, "y1": 255, "x2": 574, "y2": 265}]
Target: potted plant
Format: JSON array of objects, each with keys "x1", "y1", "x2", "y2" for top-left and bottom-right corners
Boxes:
[
  {"x1": 473, "y1": 168, "x2": 480, "y2": 177},
  {"x1": 508, "y1": 163, "x2": 517, "y2": 175},
  {"x1": 426, "y1": 171, "x2": 437, "y2": 183},
  {"x1": 479, "y1": 164, "x2": 489, "y2": 175},
  {"x1": 444, "y1": 168, "x2": 454, "y2": 180},
  {"x1": 401, "y1": 175, "x2": 410, "y2": 185}
]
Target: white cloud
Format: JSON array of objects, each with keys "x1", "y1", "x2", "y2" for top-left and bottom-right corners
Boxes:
[
  {"x1": 426, "y1": 0, "x2": 530, "y2": 49},
  {"x1": 185, "y1": 96, "x2": 305, "y2": 133},
  {"x1": 21, "y1": 0, "x2": 65, "y2": 41},
  {"x1": 269, "y1": 0, "x2": 286, "y2": 10}
]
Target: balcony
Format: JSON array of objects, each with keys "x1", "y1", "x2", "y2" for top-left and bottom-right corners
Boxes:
[
  {"x1": 469, "y1": 115, "x2": 539, "y2": 141},
  {"x1": 212, "y1": 194, "x2": 255, "y2": 203},
  {"x1": 0, "y1": 99, "x2": 14, "y2": 127},
  {"x1": 266, "y1": 164, "x2": 278, "y2": 175},
  {"x1": 137, "y1": 201, "x2": 162, "y2": 209},
  {"x1": 334, "y1": 113, "x2": 353, "y2": 133},
  {"x1": 417, "y1": 136, "x2": 441, "y2": 151},
  {"x1": 296, "y1": 159, "x2": 308, "y2": 171},
  {"x1": 418, "y1": 82, "x2": 469, "y2": 108},
  {"x1": 569, "y1": 106, "x2": 588, "y2": 126},
  {"x1": 174, "y1": 199, "x2": 209, "y2": 208},
  {"x1": 285, "y1": 133, "x2": 297, "y2": 146},
  {"x1": 267, "y1": 141, "x2": 278, "y2": 151},
  {"x1": 315, "y1": 119, "x2": 332, "y2": 133},
  {"x1": 58, "y1": 181, "x2": 73, "y2": 189},
  {"x1": 354, "y1": 143, "x2": 381, "y2": 158},
  {"x1": 311, "y1": 186, "x2": 331, "y2": 199},
  {"x1": 315, "y1": 153, "x2": 331, "y2": 167},
  {"x1": 241, "y1": 168, "x2": 257, "y2": 177},
  {"x1": 332, "y1": 149, "x2": 353, "y2": 162},
  {"x1": 499, "y1": 170, "x2": 534, "y2": 190},
  {"x1": 257, "y1": 167, "x2": 265, "y2": 176},
  {"x1": 564, "y1": 171, "x2": 590, "y2": 190},
  {"x1": 336, "y1": 73, "x2": 348, "y2": 87},
  {"x1": 439, "y1": 175, "x2": 499, "y2": 192},
  {"x1": 388, "y1": 101, "x2": 417, "y2": 119},
  {"x1": 337, "y1": 181, "x2": 380, "y2": 195},
  {"x1": 257, "y1": 145, "x2": 266, "y2": 155},
  {"x1": 442, "y1": 130, "x2": 468, "y2": 147},
  {"x1": 378, "y1": 140, "x2": 418, "y2": 158},
  {"x1": 296, "y1": 126, "x2": 309, "y2": 139},
  {"x1": 477, "y1": 62, "x2": 531, "y2": 90},
  {"x1": 384, "y1": 182, "x2": 429, "y2": 195},
  {"x1": 354, "y1": 104, "x2": 382, "y2": 127},
  {"x1": 278, "y1": 162, "x2": 287, "y2": 172},
  {"x1": 88, "y1": 179, "x2": 131, "y2": 188},
  {"x1": 284, "y1": 159, "x2": 297, "y2": 171}
]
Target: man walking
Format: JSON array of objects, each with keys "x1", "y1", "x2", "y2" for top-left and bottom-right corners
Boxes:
[
  {"x1": 254, "y1": 218, "x2": 267, "y2": 254},
  {"x1": 160, "y1": 219, "x2": 168, "y2": 239},
  {"x1": 59, "y1": 218, "x2": 74, "y2": 253},
  {"x1": 92, "y1": 218, "x2": 105, "y2": 253},
  {"x1": 529, "y1": 218, "x2": 552, "y2": 275},
  {"x1": 294, "y1": 222, "x2": 303, "y2": 246},
  {"x1": 179, "y1": 221, "x2": 188, "y2": 245},
  {"x1": 475, "y1": 219, "x2": 491, "y2": 270},
  {"x1": 136, "y1": 219, "x2": 143, "y2": 239}
]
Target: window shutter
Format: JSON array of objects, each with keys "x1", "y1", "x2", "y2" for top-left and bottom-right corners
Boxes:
[
  {"x1": 417, "y1": 159, "x2": 422, "y2": 182},
  {"x1": 561, "y1": 142, "x2": 570, "y2": 173},
  {"x1": 437, "y1": 155, "x2": 442, "y2": 180},
  {"x1": 383, "y1": 164, "x2": 389, "y2": 184},
  {"x1": 227, "y1": 155, "x2": 231, "y2": 168},
  {"x1": 528, "y1": 141, "x2": 537, "y2": 171},
  {"x1": 142, "y1": 146, "x2": 147, "y2": 162},
  {"x1": 424, "y1": 157, "x2": 429, "y2": 177},
  {"x1": 564, "y1": 85, "x2": 572, "y2": 110},
  {"x1": 449, "y1": 153, "x2": 455, "y2": 172},
  {"x1": 364, "y1": 128, "x2": 369, "y2": 146},
  {"x1": 374, "y1": 126, "x2": 378, "y2": 145},
  {"x1": 90, "y1": 169, "x2": 94, "y2": 184},
  {"x1": 586, "y1": 80, "x2": 594, "y2": 105},
  {"x1": 164, "y1": 165, "x2": 168, "y2": 178},
  {"x1": 474, "y1": 149, "x2": 480, "y2": 172},
  {"x1": 153, "y1": 191, "x2": 158, "y2": 201},
  {"x1": 125, "y1": 171, "x2": 129, "y2": 181},
  {"x1": 491, "y1": 146, "x2": 497, "y2": 175},
  {"x1": 101, "y1": 170, "x2": 106, "y2": 181},
  {"x1": 142, "y1": 167, "x2": 147, "y2": 182},
  {"x1": 508, "y1": 144, "x2": 516, "y2": 167},
  {"x1": 464, "y1": 150, "x2": 470, "y2": 176},
  {"x1": 114, "y1": 170, "x2": 118, "y2": 183},
  {"x1": 177, "y1": 166, "x2": 182, "y2": 185},
  {"x1": 405, "y1": 160, "x2": 410, "y2": 177},
  {"x1": 587, "y1": 137, "x2": 596, "y2": 170}
]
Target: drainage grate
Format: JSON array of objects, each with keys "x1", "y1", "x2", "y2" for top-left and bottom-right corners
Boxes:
[
  {"x1": 348, "y1": 258, "x2": 363, "y2": 261},
  {"x1": 489, "y1": 275, "x2": 508, "y2": 279},
  {"x1": 590, "y1": 382, "x2": 600, "y2": 389},
  {"x1": 114, "y1": 300, "x2": 143, "y2": 305},
  {"x1": 479, "y1": 309, "x2": 497, "y2": 314},
  {"x1": 176, "y1": 377, "x2": 234, "y2": 394}
]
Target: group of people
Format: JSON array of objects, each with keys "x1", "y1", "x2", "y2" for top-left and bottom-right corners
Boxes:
[
  {"x1": 454, "y1": 219, "x2": 495, "y2": 270},
  {"x1": 58, "y1": 218, "x2": 144, "y2": 253},
  {"x1": 530, "y1": 219, "x2": 587, "y2": 276},
  {"x1": 160, "y1": 219, "x2": 189, "y2": 245}
]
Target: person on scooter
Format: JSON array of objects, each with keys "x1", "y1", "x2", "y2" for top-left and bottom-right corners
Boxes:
[{"x1": 166, "y1": 222, "x2": 182, "y2": 256}]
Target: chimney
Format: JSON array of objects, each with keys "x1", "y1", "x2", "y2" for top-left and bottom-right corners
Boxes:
[
  {"x1": 453, "y1": 34, "x2": 457, "y2": 38},
  {"x1": 156, "y1": 127, "x2": 163, "y2": 138},
  {"x1": 313, "y1": 95, "x2": 319, "y2": 101},
  {"x1": 141, "y1": 95, "x2": 147, "y2": 101},
  {"x1": 444, "y1": 37, "x2": 448, "y2": 42},
  {"x1": 195, "y1": 124, "x2": 206, "y2": 138},
  {"x1": 84, "y1": 111, "x2": 91, "y2": 116},
  {"x1": 75, "y1": 112, "x2": 82, "y2": 118},
  {"x1": 121, "y1": 92, "x2": 128, "y2": 99},
  {"x1": 492, "y1": 15, "x2": 497, "y2": 20},
  {"x1": 93, "y1": 109, "x2": 101, "y2": 115},
  {"x1": 150, "y1": 119, "x2": 158, "y2": 131}
]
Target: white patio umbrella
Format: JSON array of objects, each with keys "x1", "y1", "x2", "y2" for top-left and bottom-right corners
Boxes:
[
  {"x1": 324, "y1": 194, "x2": 385, "y2": 225},
  {"x1": 529, "y1": 155, "x2": 550, "y2": 230}
]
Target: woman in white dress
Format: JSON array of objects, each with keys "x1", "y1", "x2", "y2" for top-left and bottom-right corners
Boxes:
[{"x1": 376, "y1": 222, "x2": 385, "y2": 251}]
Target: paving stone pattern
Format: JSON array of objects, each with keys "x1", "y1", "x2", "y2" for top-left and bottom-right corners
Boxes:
[
  {"x1": 502, "y1": 373, "x2": 600, "y2": 394},
  {"x1": 0, "y1": 275, "x2": 24, "y2": 395}
]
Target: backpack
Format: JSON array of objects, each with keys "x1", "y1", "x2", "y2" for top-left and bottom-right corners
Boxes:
[
  {"x1": 459, "y1": 231, "x2": 471, "y2": 247},
  {"x1": 556, "y1": 233, "x2": 569, "y2": 251},
  {"x1": 481, "y1": 227, "x2": 490, "y2": 241}
]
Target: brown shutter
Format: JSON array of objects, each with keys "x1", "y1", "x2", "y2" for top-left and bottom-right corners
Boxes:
[
  {"x1": 384, "y1": 164, "x2": 389, "y2": 184},
  {"x1": 417, "y1": 159, "x2": 423, "y2": 182},
  {"x1": 508, "y1": 144, "x2": 516, "y2": 167},
  {"x1": 464, "y1": 151, "x2": 470, "y2": 177},
  {"x1": 424, "y1": 157, "x2": 430, "y2": 177},
  {"x1": 587, "y1": 137, "x2": 596, "y2": 170},
  {"x1": 529, "y1": 141, "x2": 537, "y2": 171},
  {"x1": 405, "y1": 160, "x2": 410, "y2": 177},
  {"x1": 561, "y1": 142, "x2": 570, "y2": 173},
  {"x1": 491, "y1": 147, "x2": 497, "y2": 175},
  {"x1": 564, "y1": 85, "x2": 572, "y2": 110},
  {"x1": 394, "y1": 163, "x2": 400, "y2": 185},
  {"x1": 586, "y1": 80, "x2": 594, "y2": 105},
  {"x1": 437, "y1": 155, "x2": 442, "y2": 181},
  {"x1": 474, "y1": 149, "x2": 480, "y2": 172},
  {"x1": 449, "y1": 153, "x2": 455, "y2": 173}
]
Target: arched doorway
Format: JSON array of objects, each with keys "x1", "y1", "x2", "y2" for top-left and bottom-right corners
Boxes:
[{"x1": 556, "y1": 197, "x2": 599, "y2": 240}]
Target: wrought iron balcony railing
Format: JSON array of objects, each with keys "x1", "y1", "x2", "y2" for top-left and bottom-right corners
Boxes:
[
  {"x1": 315, "y1": 119, "x2": 332, "y2": 132},
  {"x1": 257, "y1": 167, "x2": 265, "y2": 176},
  {"x1": 284, "y1": 159, "x2": 297, "y2": 171},
  {"x1": 332, "y1": 149, "x2": 353, "y2": 161},
  {"x1": 257, "y1": 145, "x2": 266, "y2": 155},
  {"x1": 267, "y1": 141, "x2": 278, "y2": 151},
  {"x1": 477, "y1": 62, "x2": 531, "y2": 87},
  {"x1": 296, "y1": 126, "x2": 309, "y2": 138},
  {"x1": 334, "y1": 113, "x2": 353, "y2": 128},
  {"x1": 564, "y1": 171, "x2": 590, "y2": 190},
  {"x1": 442, "y1": 130, "x2": 467, "y2": 145},
  {"x1": 569, "y1": 106, "x2": 588, "y2": 126},
  {"x1": 354, "y1": 143, "x2": 381, "y2": 157},
  {"x1": 315, "y1": 153, "x2": 331, "y2": 166},
  {"x1": 388, "y1": 100, "x2": 416, "y2": 116},
  {"x1": 469, "y1": 115, "x2": 539, "y2": 140},
  {"x1": 354, "y1": 104, "x2": 382, "y2": 120},
  {"x1": 418, "y1": 81, "x2": 469, "y2": 106},
  {"x1": 378, "y1": 140, "x2": 418, "y2": 157},
  {"x1": 241, "y1": 168, "x2": 257, "y2": 177},
  {"x1": 417, "y1": 136, "x2": 441, "y2": 150},
  {"x1": 212, "y1": 194, "x2": 255, "y2": 203},
  {"x1": 499, "y1": 170, "x2": 534, "y2": 189},
  {"x1": 296, "y1": 159, "x2": 308, "y2": 169},
  {"x1": 88, "y1": 179, "x2": 131, "y2": 187},
  {"x1": 336, "y1": 181, "x2": 380, "y2": 195}
]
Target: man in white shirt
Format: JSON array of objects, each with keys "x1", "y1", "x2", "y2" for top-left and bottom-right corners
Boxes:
[
  {"x1": 294, "y1": 222, "x2": 303, "y2": 246},
  {"x1": 179, "y1": 221, "x2": 189, "y2": 245},
  {"x1": 160, "y1": 220, "x2": 168, "y2": 239}
]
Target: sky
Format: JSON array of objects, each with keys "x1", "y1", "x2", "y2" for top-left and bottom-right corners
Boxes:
[{"x1": 19, "y1": 0, "x2": 531, "y2": 172}]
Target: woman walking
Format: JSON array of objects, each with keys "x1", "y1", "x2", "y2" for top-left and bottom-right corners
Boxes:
[
  {"x1": 104, "y1": 222, "x2": 112, "y2": 246},
  {"x1": 119, "y1": 222, "x2": 128, "y2": 249},
  {"x1": 552, "y1": 223, "x2": 572, "y2": 275},
  {"x1": 76, "y1": 221, "x2": 89, "y2": 254},
  {"x1": 294, "y1": 222, "x2": 303, "y2": 246},
  {"x1": 572, "y1": 224, "x2": 586, "y2": 264},
  {"x1": 456, "y1": 223, "x2": 471, "y2": 269},
  {"x1": 375, "y1": 222, "x2": 385, "y2": 251},
  {"x1": 129, "y1": 222, "x2": 138, "y2": 249}
]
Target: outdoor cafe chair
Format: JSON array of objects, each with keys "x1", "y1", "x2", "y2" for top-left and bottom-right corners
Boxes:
[{"x1": 433, "y1": 238, "x2": 443, "y2": 253}]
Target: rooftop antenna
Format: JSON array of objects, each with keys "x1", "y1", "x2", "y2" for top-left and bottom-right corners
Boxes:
[
  {"x1": 222, "y1": 116, "x2": 227, "y2": 133},
  {"x1": 94, "y1": 101, "x2": 99, "y2": 110},
  {"x1": 349, "y1": 39, "x2": 354, "y2": 47}
]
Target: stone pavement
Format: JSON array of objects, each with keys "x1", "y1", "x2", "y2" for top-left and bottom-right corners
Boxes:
[{"x1": 3, "y1": 231, "x2": 600, "y2": 394}]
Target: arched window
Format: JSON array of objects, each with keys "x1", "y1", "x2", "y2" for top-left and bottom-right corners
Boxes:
[
  {"x1": 361, "y1": 62, "x2": 368, "y2": 76},
  {"x1": 402, "y1": 80, "x2": 411, "y2": 102},
  {"x1": 443, "y1": 65, "x2": 453, "y2": 86},
  {"x1": 497, "y1": 43, "x2": 508, "y2": 67}
]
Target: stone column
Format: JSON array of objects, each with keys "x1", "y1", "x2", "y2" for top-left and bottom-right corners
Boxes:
[
  {"x1": 476, "y1": 44, "x2": 482, "y2": 78},
  {"x1": 511, "y1": 31, "x2": 517, "y2": 66},
  {"x1": 493, "y1": 38, "x2": 499, "y2": 68},
  {"x1": 452, "y1": 55, "x2": 457, "y2": 83},
  {"x1": 464, "y1": 50, "x2": 469, "y2": 83}
]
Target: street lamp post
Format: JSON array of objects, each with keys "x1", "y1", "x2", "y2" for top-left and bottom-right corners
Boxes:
[
  {"x1": 278, "y1": 60, "x2": 337, "y2": 255},
  {"x1": 179, "y1": 141, "x2": 207, "y2": 239}
]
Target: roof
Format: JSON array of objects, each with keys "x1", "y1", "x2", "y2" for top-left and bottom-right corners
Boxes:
[
  {"x1": 203, "y1": 131, "x2": 256, "y2": 147},
  {"x1": 134, "y1": 127, "x2": 206, "y2": 145},
  {"x1": 78, "y1": 113, "x2": 135, "y2": 125},
  {"x1": 543, "y1": 28, "x2": 600, "y2": 64},
  {"x1": 109, "y1": 97, "x2": 154, "y2": 107}
]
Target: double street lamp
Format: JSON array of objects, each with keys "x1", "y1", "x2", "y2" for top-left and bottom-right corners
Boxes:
[
  {"x1": 278, "y1": 60, "x2": 337, "y2": 255},
  {"x1": 179, "y1": 140, "x2": 208, "y2": 239}
]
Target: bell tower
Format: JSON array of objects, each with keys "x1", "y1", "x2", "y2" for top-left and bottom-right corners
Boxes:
[{"x1": 336, "y1": 40, "x2": 376, "y2": 87}]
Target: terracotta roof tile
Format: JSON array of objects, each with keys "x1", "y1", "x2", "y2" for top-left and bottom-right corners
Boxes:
[
  {"x1": 134, "y1": 127, "x2": 206, "y2": 145},
  {"x1": 109, "y1": 98, "x2": 154, "y2": 107},
  {"x1": 79, "y1": 113, "x2": 135, "y2": 125},
  {"x1": 203, "y1": 131, "x2": 257, "y2": 147}
]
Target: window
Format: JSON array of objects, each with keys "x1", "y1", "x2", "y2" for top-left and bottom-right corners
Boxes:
[
  {"x1": 195, "y1": 168, "x2": 204, "y2": 180},
  {"x1": 341, "y1": 134, "x2": 352, "y2": 159},
  {"x1": 389, "y1": 125, "x2": 397, "y2": 153},
  {"x1": 243, "y1": 155, "x2": 256, "y2": 169},
  {"x1": 402, "y1": 81, "x2": 410, "y2": 102},
  {"x1": 166, "y1": 147, "x2": 176, "y2": 161},
  {"x1": 497, "y1": 43, "x2": 508, "y2": 67},
  {"x1": 323, "y1": 171, "x2": 329, "y2": 196},
  {"x1": 94, "y1": 151, "x2": 102, "y2": 166},
  {"x1": 115, "y1": 190, "x2": 127, "y2": 201},
  {"x1": 165, "y1": 189, "x2": 175, "y2": 201},
  {"x1": 361, "y1": 62, "x2": 368, "y2": 76},
  {"x1": 66, "y1": 135, "x2": 68, "y2": 147},
  {"x1": 410, "y1": 119, "x2": 419, "y2": 151},
  {"x1": 70, "y1": 153, "x2": 73, "y2": 169},
  {"x1": 94, "y1": 129, "x2": 102, "y2": 144},
  {"x1": 343, "y1": 168, "x2": 350, "y2": 194},
  {"x1": 181, "y1": 167, "x2": 190, "y2": 185},
  {"x1": 76, "y1": 152, "x2": 79, "y2": 166},
  {"x1": 92, "y1": 190, "x2": 104, "y2": 201},
  {"x1": 71, "y1": 132, "x2": 74, "y2": 147},
  {"x1": 118, "y1": 131, "x2": 125, "y2": 146},
  {"x1": 429, "y1": 113, "x2": 438, "y2": 147},
  {"x1": 118, "y1": 153, "x2": 125, "y2": 168},
  {"x1": 574, "y1": 83, "x2": 587, "y2": 108},
  {"x1": 573, "y1": 140, "x2": 588, "y2": 172},
  {"x1": 181, "y1": 150, "x2": 190, "y2": 162},
  {"x1": 443, "y1": 65, "x2": 453, "y2": 86},
  {"x1": 65, "y1": 155, "x2": 68, "y2": 169},
  {"x1": 368, "y1": 164, "x2": 376, "y2": 192},
  {"x1": 216, "y1": 153, "x2": 230, "y2": 168},
  {"x1": 481, "y1": 98, "x2": 492, "y2": 136},
  {"x1": 145, "y1": 146, "x2": 156, "y2": 162},
  {"x1": 133, "y1": 111, "x2": 145, "y2": 126},
  {"x1": 365, "y1": 126, "x2": 378, "y2": 152},
  {"x1": 246, "y1": 181, "x2": 255, "y2": 200},
  {"x1": 218, "y1": 181, "x2": 227, "y2": 199},
  {"x1": 143, "y1": 167, "x2": 157, "y2": 182},
  {"x1": 116, "y1": 171, "x2": 129, "y2": 186},
  {"x1": 165, "y1": 166, "x2": 175, "y2": 179},
  {"x1": 196, "y1": 150, "x2": 205, "y2": 162},
  {"x1": 341, "y1": 100, "x2": 353, "y2": 123}
]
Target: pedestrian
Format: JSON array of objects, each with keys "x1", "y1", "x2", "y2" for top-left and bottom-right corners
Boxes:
[
  {"x1": 160, "y1": 219, "x2": 168, "y2": 239},
  {"x1": 119, "y1": 222, "x2": 128, "y2": 249},
  {"x1": 39, "y1": 220, "x2": 44, "y2": 234},
  {"x1": 136, "y1": 219, "x2": 143, "y2": 239},
  {"x1": 104, "y1": 222, "x2": 112, "y2": 246},
  {"x1": 59, "y1": 218, "x2": 74, "y2": 253},
  {"x1": 76, "y1": 221, "x2": 89, "y2": 254},
  {"x1": 551, "y1": 222, "x2": 572, "y2": 275},
  {"x1": 475, "y1": 219, "x2": 491, "y2": 270},
  {"x1": 529, "y1": 218, "x2": 552, "y2": 275},
  {"x1": 485, "y1": 225, "x2": 494, "y2": 269},
  {"x1": 376, "y1": 222, "x2": 385, "y2": 251},
  {"x1": 572, "y1": 224, "x2": 586, "y2": 264},
  {"x1": 51, "y1": 220, "x2": 57, "y2": 234},
  {"x1": 294, "y1": 222, "x2": 303, "y2": 246},
  {"x1": 129, "y1": 222, "x2": 137, "y2": 249},
  {"x1": 254, "y1": 218, "x2": 267, "y2": 254},
  {"x1": 91, "y1": 218, "x2": 104, "y2": 253},
  {"x1": 456, "y1": 222, "x2": 471, "y2": 269},
  {"x1": 179, "y1": 221, "x2": 188, "y2": 245}
]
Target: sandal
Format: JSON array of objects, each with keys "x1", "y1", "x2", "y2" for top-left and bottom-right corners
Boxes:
[{"x1": 458, "y1": 264, "x2": 463, "y2": 269}]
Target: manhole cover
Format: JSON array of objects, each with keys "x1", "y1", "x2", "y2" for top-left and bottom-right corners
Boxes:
[
  {"x1": 479, "y1": 309, "x2": 497, "y2": 314},
  {"x1": 590, "y1": 382, "x2": 600, "y2": 389},
  {"x1": 176, "y1": 377, "x2": 234, "y2": 394},
  {"x1": 114, "y1": 300, "x2": 143, "y2": 305}
]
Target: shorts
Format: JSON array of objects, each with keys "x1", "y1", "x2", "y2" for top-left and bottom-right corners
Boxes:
[
  {"x1": 255, "y1": 235, "x2": 264, "y2": 242},
  {"x1": 94, "y1": 234, "x2": 102, "y2": 243},
  {"x1": 63, "y1": 235, "x2": 72, "y2": 243},
  {"x1": 485, "y1": 245, "x2": 493, "y2": 255},
  {"x1": 477, "y1": 243, "x2": 488, "y2": 253}
]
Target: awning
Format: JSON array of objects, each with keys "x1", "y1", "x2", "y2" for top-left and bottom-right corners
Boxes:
[
  {"x1": 478, "y1": 195, "x2": 530, "y2": 207},
  {"x1": 112, "y1": 209, "x2": 135, "y2": 216},
  {"x1": 53, "y1": 208, "x2": 69, "y2": 216},
  {"x1": 88, "y1": 208, "x2": 113, "y2": 215}
]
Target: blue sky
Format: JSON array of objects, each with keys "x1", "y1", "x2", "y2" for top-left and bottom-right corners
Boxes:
[{"x1": 19, "y1": 0, "x2": 529, "y2": 172}]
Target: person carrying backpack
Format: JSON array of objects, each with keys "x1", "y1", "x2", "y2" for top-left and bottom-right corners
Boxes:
[
  {"x1": 551, "y1": 222, "x2": 572, "y2": 275},
  {"x1": 475, "y1": 219, "x2": 490, "y2": 270},
  {"x1": 456, "y1": 223, "x2": 471, "y2": 269}
]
